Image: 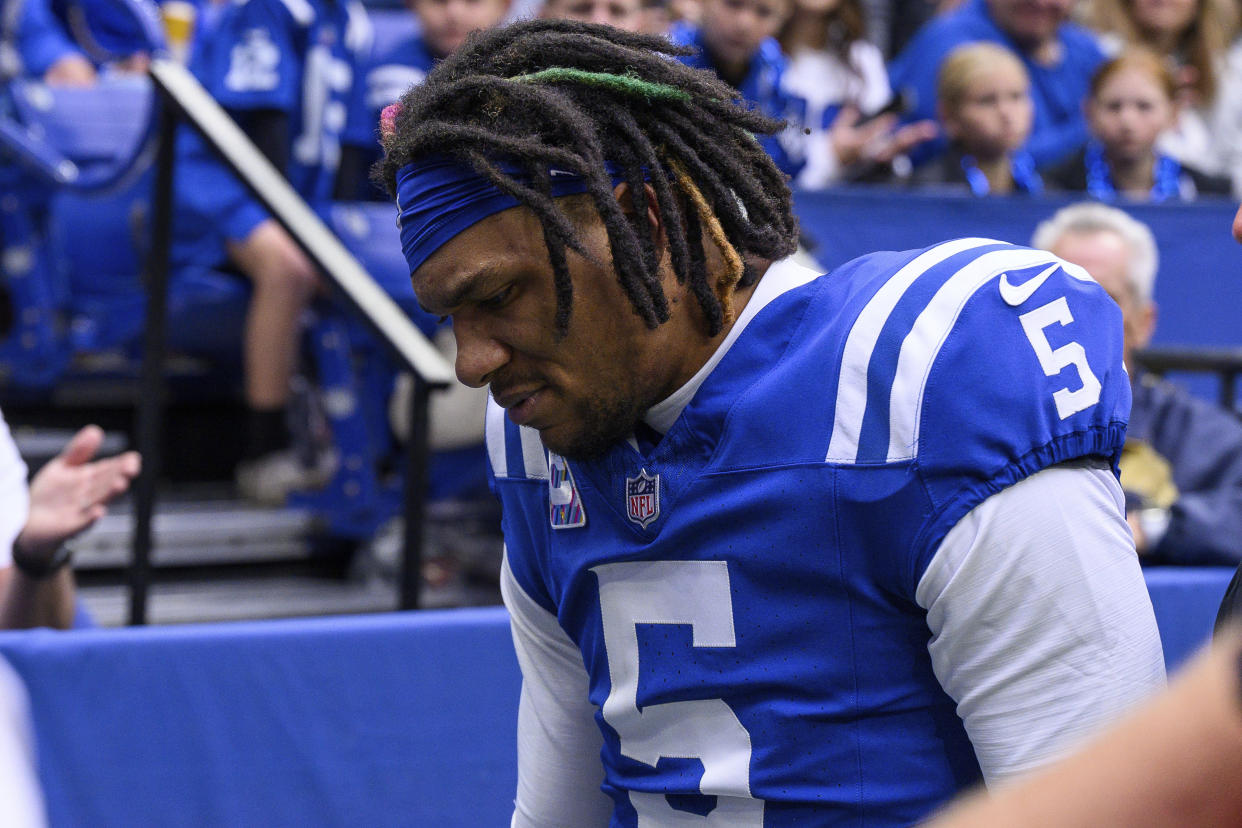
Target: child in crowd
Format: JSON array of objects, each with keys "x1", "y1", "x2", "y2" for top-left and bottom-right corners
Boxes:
[
  {"x1": 540, "y1": 0, "x2": 644, "y2": 31},
  {"x1": 1045, "y1": 49, "x2": 1231, "y2": 202},
  {"x1": 911, "y1": 42, "x2": 1041, "y2": 195},
  {"x1": 777, "y1": 0, "x2": 935, "y2": 187},
  {"x1": 337, "y1": 0, "x2": 512, "y2": 197},
  {"x1": 668, "y1": 0, "x2": 804, "y2": 177},
  {"x1": 171, "y1": 0, "x2": 371, "y2": 503},
  {"x1": 1085, "y1": 0, "x2": 1239, "y2": 180}
]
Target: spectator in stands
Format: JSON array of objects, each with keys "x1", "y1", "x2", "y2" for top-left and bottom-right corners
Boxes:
[
  {"x1": 1213, "y1": 38, "x2": 1242, "y2": 197},
  {"x1": 638, "y1": 0, "x2": 671, "y2": 35},
  {"x1": 1084, "y1": 0, "x2": 1239, "y2": 184},
  {"x1": 540, "y1": 0, "x2": 643, "y2": 29},
  {"x1": 888, "y1": 0, "x2": 1105, "y2": 169},
  {"x1": 778, "y1": 0, "x2": 936, "y2": 187},
  {"x1": 668, "y1": 0, "x2": 805, "y2": 177},
  {"x1": 668, "y1": 0, "x2": 701, "y2": 25},
  {"x1": 1043, "y1": 50, "x2": 1231, "y2": 201},
  {"x1": 1034, "y1": 202, "x2": 1242, "y2": 565},
  {"x1": 0, "y1": 412, "x2": 139, "y2": 629},
  {"x1": 337, "y1": 0, "x2": 512, "y2": 199},
  {"x1": 172, "y1": 0, "x2": 371, "y2": 504},
  {"x1": 909, "y1": 42, "x2": 1042, "y2": 194},
  {"x1": 3, "y1": 0, "x2": 154, "y2": 85}
]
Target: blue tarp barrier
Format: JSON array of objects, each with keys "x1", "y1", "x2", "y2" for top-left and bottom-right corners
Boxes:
[{"x1": 795, "y1": 188, "x2": 1242, "y2": 352}]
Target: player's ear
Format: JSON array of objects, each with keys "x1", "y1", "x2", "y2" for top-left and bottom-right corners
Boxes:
[
  {"x1": 1137, "y1": 300, "x2": 1157, "y2": 350},
  {"x1": 613, "y1": 180, "x2": 668, "y2": 254}
]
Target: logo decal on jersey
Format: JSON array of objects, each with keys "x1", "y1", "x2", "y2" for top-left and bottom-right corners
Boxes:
[
  {"x1": 999, "y1": 263, "x2": 1059, "y2": 307},
  {"x1": 224, "y1": 28, "x2": 281, "y2": 93},
  {"x1": 625, "y1": 469, "x2": 660, "y2": 528},
  {"x1": 549, "y1": 452, "x2": 586, "y2": 529}
]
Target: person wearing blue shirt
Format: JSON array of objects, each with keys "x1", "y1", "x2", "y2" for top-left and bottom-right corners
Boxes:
[
  {"x1": 889, "y1": 0, "x2": 1105, "y2": 169},
  {"x1": 337, "y1": 0, "x2": 511, "y2": 200},
  {"x1": 172, "y1": 0, "x2": 370, "y2": 503},
  {"x1": 3, "y1": 0, "x2": 153, "y2": 84},
  {"x1": 667, "y1": 0, "x2": 805, "y2": 179},
  {"x1": 377, "y1": 21, "x2": 1165, "y2": 825}
]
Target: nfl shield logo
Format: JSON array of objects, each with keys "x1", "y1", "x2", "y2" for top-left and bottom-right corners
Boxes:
[{"x1": 626, "y1": 469, "x2": 661, "y2": 528}]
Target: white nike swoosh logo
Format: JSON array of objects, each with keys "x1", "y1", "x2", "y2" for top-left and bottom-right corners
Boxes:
[{"x1": 999, "y1": 263, "x2": 1060, "y2": 307}]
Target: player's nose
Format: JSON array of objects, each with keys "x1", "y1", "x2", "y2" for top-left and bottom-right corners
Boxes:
[{"x1": 453, "y1": 317, "x2": 509, "y2": 388}]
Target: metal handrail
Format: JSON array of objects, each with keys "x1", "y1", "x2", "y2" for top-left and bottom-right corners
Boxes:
[
  {"x1": 132, "y1": 58, "x2": 453, "y2": 623},
  {"x1": 1134, "y1": 346, "x2": 1242, "y2": 411}
]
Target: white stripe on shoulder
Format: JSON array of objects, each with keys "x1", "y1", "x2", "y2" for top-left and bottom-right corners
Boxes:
[
  {"x1": 485, "y1": 397, "x2": 508, "y2": 478},
  {"x1": 886, "y1": 247, "x2": 1066, "y2": 462},
  {"x1": 826, "y1": 238, "x2": 1003, "y2": 463},
  {"x1": 276, "y1": 0, "x2": 314, "y2": 26},
  {"x1": 520, "y1": 427, "x2": 549, "y2": 480}
]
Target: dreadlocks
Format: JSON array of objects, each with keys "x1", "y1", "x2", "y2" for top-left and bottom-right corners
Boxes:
[{"x1": 377, "y1": 19, "x2": 799, "y2": 337}]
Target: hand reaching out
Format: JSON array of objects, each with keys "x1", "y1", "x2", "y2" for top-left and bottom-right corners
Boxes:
[
  {"x1": 14, "y1": 426, "x2": 141, "y2": 562},
  {"x1": 829, "y1": 105, "x2": 939, "y2": 168},
  {"x1": 42, "y1": 54, "x2": 97, "y2": 87}
]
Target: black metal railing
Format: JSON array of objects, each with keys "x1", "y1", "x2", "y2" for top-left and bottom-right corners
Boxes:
[
  {"x1": 134, "y1": 58, "x2": 454, "y2": 624},
  {"x1": 1134, "y1": 346, "x2": 1242, "y2": 411}
]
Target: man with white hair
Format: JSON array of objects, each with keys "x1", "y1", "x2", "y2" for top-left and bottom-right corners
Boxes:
[{"x1": 1034, "y1": 202, "x2": 1242, "y2": 565}]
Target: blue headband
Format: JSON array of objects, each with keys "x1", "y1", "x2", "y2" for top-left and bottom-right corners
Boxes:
[
  {"x1": 396, "y1": 155, "x2": 574, "y2": 275},
  {"x1": 395, "y1": 154, "x2": 631, "y2": 275}
]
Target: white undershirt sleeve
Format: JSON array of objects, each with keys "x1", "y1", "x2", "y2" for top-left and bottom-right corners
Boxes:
[
  {"x1": 916, "y1": 461, "x2": 1167, "y2": 785},
  {"x1": 0, "y1": 411, "x2": 28, "y2": 569},
  {"x1": 501, "y1": 553, "x2": 614, "y2": 828}
]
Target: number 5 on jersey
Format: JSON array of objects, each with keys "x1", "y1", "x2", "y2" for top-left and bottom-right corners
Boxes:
[
  {"x1": 1019, "y1": 297, "x2": 1103, "y2": 419},
  {"x1": 593, "y1": 560, "x2": 765, "y2": 826}
]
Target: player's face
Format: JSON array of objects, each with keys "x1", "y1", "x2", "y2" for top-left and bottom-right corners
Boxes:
[
  {"x1": 543, "y1": 0, "x2": 644, "y2": 30},
  {"x1": 412, "y1": 202, "x2": 708, "y2": 460},
  {"x1": 1088, "y1": 68, "x2": 1174, "y2": 165},
  {"x1": 944, "y1": 63, "x2": 1033, "y2": 157},
  {"x1": 985, "y1": 0, "x2": 1072, "y2": 47},
  {"x1": 1233, "y1": 203, "x2": 1242, "y2": 243},
  {"x1": 1051, "y1": 229, "x2": 1154, "y2": 366},
  {"x1": 699, "y1": 0, "x2": 790, "y2": 75},
  {"x1": 1130, "y1": 0, "x2": 1198, "y2": 39},
  {"x1": 411, "y1": 0, "x2": 511, "y2": 58}
]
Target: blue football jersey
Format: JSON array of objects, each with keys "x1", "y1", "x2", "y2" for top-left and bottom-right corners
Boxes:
[
  {"x1": 342, "y1": 31, "x2": 435, "y2": 151},
  {"x1": 492, "y1": 239, "x2": 1130, "y2": 825},
  {"x1": 172, "y1": 0, "x2": 369, "y2": 264},
  {"x1": 668, "y1": 23, "x2": 806, "y2": 179}
]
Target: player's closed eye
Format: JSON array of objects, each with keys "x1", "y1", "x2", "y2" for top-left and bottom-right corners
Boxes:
[{"x1": 479, "y1": 285, "x2": 514, "y2": 310}]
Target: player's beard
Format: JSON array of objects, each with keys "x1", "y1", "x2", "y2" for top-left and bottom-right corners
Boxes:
[{"x1": 541, "y1": 388, "x2": 646, "y2": 462}]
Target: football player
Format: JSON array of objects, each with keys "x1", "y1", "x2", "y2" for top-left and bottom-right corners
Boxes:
[{"x1": 378, "y1": 21, "x2": 1165, "y2": 825}]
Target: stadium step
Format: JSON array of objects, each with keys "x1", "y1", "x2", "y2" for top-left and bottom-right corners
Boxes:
[
  {"x1": 77, "y1": 574, "x2": 398, "y2": 627},
  {"x1": 71, "y1": 490, "x2": 317, "y2": 570}
]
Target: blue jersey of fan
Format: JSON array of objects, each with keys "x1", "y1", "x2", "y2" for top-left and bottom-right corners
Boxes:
[
  {"x1": 172, "y1": 0, "x2": 370, "y2": 265},
  {"x1": 342, "y1": 31, "x2": 435, "y2": 153},
  {"x1": 667, "y1": 22, "x2": 805, "y2": 179},
  {"x1": 490, "y1": 238, "x2": 1130, "y2": 825}
]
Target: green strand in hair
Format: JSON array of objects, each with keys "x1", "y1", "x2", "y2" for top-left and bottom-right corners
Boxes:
[{"x1": 509, "y1": 68, "x2": 692, "y2": 105}]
